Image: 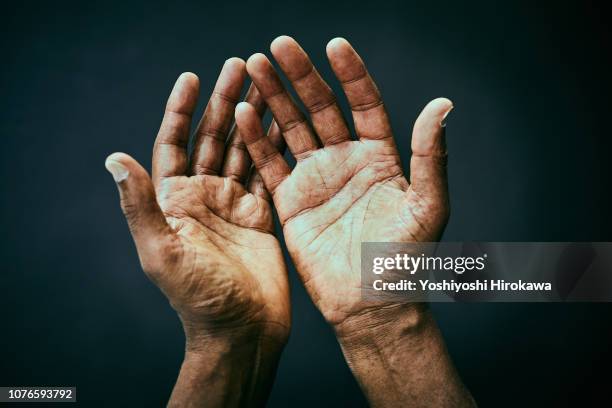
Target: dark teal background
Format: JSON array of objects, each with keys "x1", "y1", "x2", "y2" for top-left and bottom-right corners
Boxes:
[{"x1": 1, "y1": 0, "x2": 611, "y2": 406}]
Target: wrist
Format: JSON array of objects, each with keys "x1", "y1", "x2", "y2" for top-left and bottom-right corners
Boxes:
[
  {"x1": 333, "y1": 304, "x2": 476, "y2": 408},
  {"x1": 183, "y1": 321, "x2": 289, "y2": 356},
  {"x1": 333, "y1": 302, "x2": 431, "y2": 350},
  {"x1": 170, "y1": 323, "x2": 287, "y2": 408}
]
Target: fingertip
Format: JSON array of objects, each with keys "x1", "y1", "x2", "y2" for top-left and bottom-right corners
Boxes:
[
  {"x1": 224, "y1": 57, "x2": 246, "y2": 70},
  {"x1": 220, "y1": 57, "x2": 247, "y2": 82},
  {"x1": 178, "y1": 72, "x2": 199, "y2": 85},
  {"x1": 105, "y1": 153, "x2": 132, "y2": 183},
  {"x1": 412, "y1": 98, "x2": 454, "y2": 154},
  {"x1": 246, "y1": 53, "x2": 270, "y2": 73},
  {"x1": 326, "y1": 37, "x2": 351, "y2": 55},
  {"x1": 212, "y1": 58, "x2": 247, "y2": 99},
  {"x1": 235, "y1": 101, "x2": 254, "y2": 116},
  {"x1": 174, "y1": 72, "x2": 200, "y2": 95},
  {"x1": 326, "y1": 38, "x2": 364, "y2": 78},
  {"x1": 169, "y1": 73, "x2": 200, "y2": 108},
  {"x1": 428, "y1": 97, "x2": 454, "y2": 112},
  {"x1": 105, "y1": 152, "x2": 133, "y2": 165},
  {"x1": 424, "y1": 97, "x2": 454, "y2": 125},
  {"x1": 106, "y1": 153, "x2": 168, "y2": 243},
  {"x1": 234, "y1": 102, "x2": 263, "y2": 144},
  {"x1": 273, "y1": 34, "x2": 295, "y2": 42},
  {"x1": 234, "y1": 102, "x2": 257, "y2": 125},
  {"x1": 270, "y1": 35, "x2": 298, "y2": 54}
]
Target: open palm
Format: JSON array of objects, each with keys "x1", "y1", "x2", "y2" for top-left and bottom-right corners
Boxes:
[
  {"x1": 106, "y1": 61, "x2": 289, "y2": 341},
  {"x1": 235, "y1": 37, "x2": 452, "y2": 326}
]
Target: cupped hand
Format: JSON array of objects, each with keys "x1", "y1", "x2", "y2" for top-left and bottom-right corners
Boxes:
[
  {"x1": 106, "y1": 59, "x2": 290, "y2": 346},
  {"x1": 235, "y1": 37, "x2": 452, "y2": 328}
]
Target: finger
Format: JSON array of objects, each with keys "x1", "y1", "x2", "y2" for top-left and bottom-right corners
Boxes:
[
  {"x1": 270, "y1": 36, "x2": 350, "y2": 146},
  {"x1": 235, "y1": 102, "x2": 290, "y2": 194},
  {"x1": 105, "y1": 152, "x2": 174, "y2": 274},
  {"x1": 246, "y1": 53, "x2": 319, "y2": 160},
  {"x1": 409, "y1": 98, "x2": 453, "y2": 201},
  {"x1": 221, "y1": 83, "x2": 266, "y2": 183},
  {"x1": 248, "y1": 120, "x2": 286, "y2": 201},
  {"x1": 191, "y1": 58, "x2": 246, "y2": 175},
  {"x1": 326, "y1": 38, "x2": 393, "y2": 141},
  {"x1": 152, "y1": 72, "x2": 199, "y2": 188}
]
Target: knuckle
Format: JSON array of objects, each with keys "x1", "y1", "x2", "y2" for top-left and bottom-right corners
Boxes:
[
  {"x1": 307, "y1": 97, "x2": 336, "y2": 114},
  {"x1": 192, "y1": 163, "x2": 217, "y2": 175},
  {"x1": 257, "y1": 150, "x2": 279, "y2": 167},
  {"x1": 351, "y1": 99, "x2": 384, "y2": 112},
  {"x1": 199, "y1": 127, "x2": 227, "y2": 142}
]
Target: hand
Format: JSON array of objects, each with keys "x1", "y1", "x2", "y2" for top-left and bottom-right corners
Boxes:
[
  {"x1": 235, "y1": 36, "x2": 452, "y2": 328},
  {"x1": 235, "y1": 36, "x2": 473, "y2": 408},
  {"x1": 106, "y1": 58, "x2": 290, "y2": 407},
  {"x1": 105, "y1": 60, "x2": 290, "y2": 406},
  {"x1": 106, "y1": 61, "x2": 290, "y2": 341}
]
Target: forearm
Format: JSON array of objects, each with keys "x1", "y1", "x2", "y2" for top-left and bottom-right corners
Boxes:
[
  {"x1": 169, "y1": 328, "x2": 285, "y2": 408},
  {"x1": 335, "y1": 304, "x2": 475, "y2": 408}
]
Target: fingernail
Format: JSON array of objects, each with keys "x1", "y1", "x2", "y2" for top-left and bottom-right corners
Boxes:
[
  {"x1": 105, "y1": 159, "x2": 129, "y2": 182},
  {"x1": 441, "y1": 105, "x2": 453, "y2": 127}
]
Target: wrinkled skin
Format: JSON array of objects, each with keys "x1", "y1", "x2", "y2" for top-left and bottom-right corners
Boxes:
[
  {"x1": 106, "y1": 60, "x2": 290, "y2": 343},
  {"x1": 276, "y1": 139, "x2": 445, "y2": 325},
  {"x1": 152, "y1": 174, "x2": 288, "y2": 336},
  {"x1": 235, "y1": 36, "x2": 452, "y2": 326}
]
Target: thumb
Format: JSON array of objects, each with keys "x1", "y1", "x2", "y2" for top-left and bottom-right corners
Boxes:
[
  {"x1": 409, "y1": 97, "x2": 453, "y2": 203},
  {"x1": 105, "y1": 152, "x2": 173, "y2": 273}
]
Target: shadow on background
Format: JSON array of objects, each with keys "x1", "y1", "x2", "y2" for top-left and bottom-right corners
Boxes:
[{"x1": 1, "y1": 0, "x2": 611, "y2": 406}]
